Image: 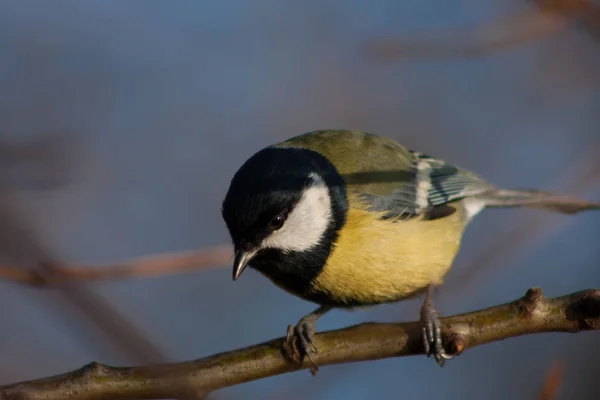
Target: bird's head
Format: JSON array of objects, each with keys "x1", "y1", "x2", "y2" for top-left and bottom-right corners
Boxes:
[{"x1": 221, "y1": 146, "x2": 347, "y2": 283}]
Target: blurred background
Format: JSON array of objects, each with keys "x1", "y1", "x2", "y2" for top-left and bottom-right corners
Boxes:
[{"x1": 0, "y1": 0, "x2": 599, "y2": 399}]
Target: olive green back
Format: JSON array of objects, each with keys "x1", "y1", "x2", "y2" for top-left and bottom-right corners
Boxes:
[{"x1": 275, "y1": 130, "x2": 415, "y2": 198}]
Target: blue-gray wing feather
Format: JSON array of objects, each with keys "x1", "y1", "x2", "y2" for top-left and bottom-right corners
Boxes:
[{"x1": 360, "y1": 150, "x2": 494, "y2": 219}]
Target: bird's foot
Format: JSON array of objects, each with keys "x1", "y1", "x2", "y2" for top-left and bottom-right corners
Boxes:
[
  {"x1": 282, "y1": 306, "x2": 331, "y2": 375},
  {"x1": 420, "y1": 296, "x2": 454, "y2": 367},
  {"x1": 283, "y1": 316, "x2": 319, "y2": 374}
]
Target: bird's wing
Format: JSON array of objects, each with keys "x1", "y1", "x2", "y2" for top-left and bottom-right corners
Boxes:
[
  {"x1": 276, "y1": 130, "x2": 495, "y2": 220},
  {"x1": 358, "y1": 150, "x2": 495, "y2": 220}
]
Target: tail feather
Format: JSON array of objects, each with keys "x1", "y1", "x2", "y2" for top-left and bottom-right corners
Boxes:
[{"x1": 475, "y1": 189, "x2": 600, "y2": 214}]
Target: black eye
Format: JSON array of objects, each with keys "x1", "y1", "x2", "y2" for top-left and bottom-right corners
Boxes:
[{"x1": 269, "y1": 214, "x2": 286, "y2": 230}]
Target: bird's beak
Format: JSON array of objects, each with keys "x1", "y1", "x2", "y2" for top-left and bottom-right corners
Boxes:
[{"x1": 232, "y1": 248, "x2": 257, "y2": 281}]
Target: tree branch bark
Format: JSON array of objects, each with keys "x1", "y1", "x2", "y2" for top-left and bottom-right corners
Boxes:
[{"x1": 1, "y1": 287, "x2": 599, "y2": 400}]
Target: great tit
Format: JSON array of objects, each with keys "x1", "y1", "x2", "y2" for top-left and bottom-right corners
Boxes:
[{"x1": 221, "y1": 129, "x2": 599, "y2": 367}]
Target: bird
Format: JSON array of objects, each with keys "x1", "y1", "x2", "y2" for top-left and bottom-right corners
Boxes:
[{"x1": 220, "y1": 129, "x2": 599, "y2": 367}]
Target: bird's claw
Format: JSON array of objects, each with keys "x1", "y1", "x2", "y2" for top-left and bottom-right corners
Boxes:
[
  {"x1": 284, "y1": 319, "x2": 319, "y2": 373},
  {"x1": 420, "y1": 300, "x2": 454, "y2": 367}
]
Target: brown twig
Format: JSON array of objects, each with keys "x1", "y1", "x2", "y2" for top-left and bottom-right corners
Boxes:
[
  {"x1": 363, "y1": 0, "x2": 600, "y2": 61},
  {"x1": 0, "y1": 134, "x2": 74, "y2": 190},
  {"x1": 0, "y1": 246, "x2": 233, "y2": 287},
  {"x1": 363, "y1": 4, "x2": 571, "y2": 60},
  {"x1": 1, "y1": 287, "x2": 598, "y2": 400},
  {"x1": 0, "y1": 137, "x2": 170, "y2": 368},
  {"x1": 538, "y1": 361, "x2": 564, "y2": 400},
  {"x1": 0, "y1": 137, "x2": 216, "y2": 399}
]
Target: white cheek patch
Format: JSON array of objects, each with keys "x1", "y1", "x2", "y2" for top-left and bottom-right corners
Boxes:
[{"x1": 261, "y1": 173, "x2": 332, "y2": 252}]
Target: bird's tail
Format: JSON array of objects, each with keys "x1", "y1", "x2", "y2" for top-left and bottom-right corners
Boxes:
[{"x1": 475, "y1": 189, "x2": 600, "y2": 214}]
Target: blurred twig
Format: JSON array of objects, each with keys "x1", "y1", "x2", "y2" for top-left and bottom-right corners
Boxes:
[
  {"x1": 0, "y1": 136, "x2": 216, "y2": 398},
  {"x1": 0, "y1": 134, "x2": 73, "y2": 189},
  {"x1": 0, "y1": 287, "x2": 598, "y2": 400},
  {"x1": 363, "y1": 0, "x2": 595, "y2": 60},
  {"x1": 0, "y1": 136, "x2": 167, "y2": 364},
  {"x1": 0, "y1": 246, "x2": 233, "y2": 286},
  {"x1": 538, "y1": 361, "x2": 564, "y2": 400}
]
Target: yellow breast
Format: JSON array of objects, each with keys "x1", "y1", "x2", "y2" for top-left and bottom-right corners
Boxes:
[{"x1": 309, "y1": 197, "x2": 468, "y2": 306}]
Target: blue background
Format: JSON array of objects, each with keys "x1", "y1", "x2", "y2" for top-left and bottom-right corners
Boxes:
[{"x1": 0, "y1": 1, "x2": 598, "y2": 399}]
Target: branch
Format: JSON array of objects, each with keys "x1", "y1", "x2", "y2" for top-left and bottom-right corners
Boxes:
[
  {"x1": 0, "y1": 133, "x2": 73, "y2": 190},
  {"x1": 362, "y1": 0, "x2": 592, "y2": 60},
  {"x1": 538, "y1": 361, "x2": 564, "y2": 400},
  {"x1": 363, "y1": 10, "x2": 567, "y2": 60},
  {"x1": 1, "y1": 287, "x2": 599, "y2": 400},
  {"x1": 0, "y1": 246, "x2": 233, "y2": 286}
]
